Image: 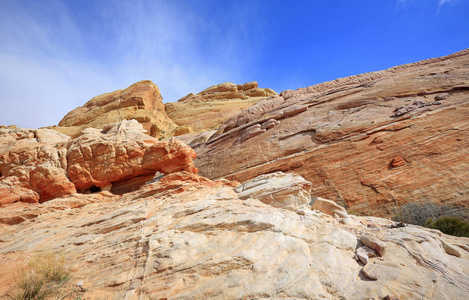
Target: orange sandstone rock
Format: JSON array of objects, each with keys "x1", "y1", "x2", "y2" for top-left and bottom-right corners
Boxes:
[
  {"x1": 53, "y1": 80, "x2": 180, "y2": 139},
  {"x1": 0, "y1": 120, "x2": 198, "y2": 204},
  {"x1": 195, "y1": 49, "x2": 469, "y2": 217},
  {"x1": 67, "y1": 120, "x2": 197, "y2": 191},
  {"x1": 0, "y1": 128, "x2": 75, "y2": 205},
  {"x1": 165, "y1": 81, "x2": 276, "y2": 135}
]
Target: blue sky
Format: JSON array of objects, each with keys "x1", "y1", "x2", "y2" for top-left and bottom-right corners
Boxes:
[{"x1": 0, "y1": 0, "x2": 467, "y2": 128}]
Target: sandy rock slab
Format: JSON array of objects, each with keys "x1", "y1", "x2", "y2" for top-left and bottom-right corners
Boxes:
[{"x1": 1, "y1": 172, "x2": 468, "y2": 299}]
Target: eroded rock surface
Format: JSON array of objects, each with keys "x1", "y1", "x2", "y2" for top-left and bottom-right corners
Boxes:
[
  {"x1": 235, "y1": 171, "x2": 312, "y2": 211},
  {"x1": 0, "y1": 120, "x2": 197, "y2": 204},
  {"x1": 0, "y1": 127, "x2": 75, "y2": 204},
  {"x1": 195, "y1": 49, "x2": 469, "y2": 217},
  {"x1": 1, "y1": 172, "x2": 468, "y2": 299},
  {"x1": 67, "y1": 120, "x2": 197, "y2": 191},
  {"x1": 52, "y1": 80, "x2": 180, "y2": 139},
  {"x1": 165, "y1": 81, "x2": 276, "y2": 135}
]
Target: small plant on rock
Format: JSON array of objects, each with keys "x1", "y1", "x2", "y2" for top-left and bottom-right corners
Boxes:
[
  {"x1": 7, "y1": 251, "x2": 73, "y2": 300},
  {"x1": 393, "y1": 202, "x2": 469, "y2": 237},
  {"x1": 425, "y1": 216, "x2": 469, "y2": 238}
]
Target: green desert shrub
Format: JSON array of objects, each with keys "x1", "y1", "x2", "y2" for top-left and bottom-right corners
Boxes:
[
  {"x1": 393, "y1": 202, "x2": 469, "y2": 237},
  {"x1": 425, "y1": 216, "x2": 469, "y2": 238}
]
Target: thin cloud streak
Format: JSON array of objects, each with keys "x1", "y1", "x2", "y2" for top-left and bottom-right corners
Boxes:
[
  {"x1": 397, "y1": 0, "x2": 454, "y2": 10},
  {"x1": 0, "y1": 0, "x2": 258, "y2": 128}
]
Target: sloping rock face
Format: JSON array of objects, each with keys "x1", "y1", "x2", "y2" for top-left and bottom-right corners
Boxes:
[
  {"x1": 53, "y1": 80, "x2": 179, "y2": 139},
  {"x1": 0, "y1": 120, "x2": 197, "y2": 205},
  {"x1": 1, "y1": 172, "x2": 468, "y2": 299},
  {"x1": 165, "y1": 81, "x2": 276, "y2": 135},
  {"x1": 195, "y1": 49, "x2": 469, "y2": 217}
]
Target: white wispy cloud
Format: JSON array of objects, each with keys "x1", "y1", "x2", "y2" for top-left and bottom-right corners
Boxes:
[
  {"x1": 397, "y1": 0, "x2": 454, "y2": 9},
  {"x1": 0, "y1": 0, "x2": 260, "y2": 128},
  {"x1": 438, "y1": 0, "x2": 452, "y2": 5}
]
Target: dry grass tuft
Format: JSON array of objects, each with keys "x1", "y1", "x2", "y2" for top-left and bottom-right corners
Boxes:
[{"x1": 5, "y1": 251, "x2": 75, "y2": 300}]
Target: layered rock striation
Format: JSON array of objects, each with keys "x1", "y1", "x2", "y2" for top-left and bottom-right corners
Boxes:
[
  {"x1": 195, "y1": 49, "x2": 469, "y2": 217},
  {"x1": 165, "y1": 81, "x2": 276, "y2": 135},
  {"x1": 53, "y1": 80, "x2": 180, "y2": 139},
  {"x1": 1, "y1": 172, "x2": 468, "y2": 299},
  {"x1": 0, "y1": 120, "x2": 197, "y2": 205}
]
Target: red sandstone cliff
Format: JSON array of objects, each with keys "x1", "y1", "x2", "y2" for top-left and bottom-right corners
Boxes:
[{"x1": 194, "y1": 49, "x2": 469, "y2": 217}]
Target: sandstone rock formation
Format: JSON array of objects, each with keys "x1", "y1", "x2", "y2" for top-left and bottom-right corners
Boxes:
[
  {"x1": 1, "y1": 172, "x2": 468, "y2": 299},
  {"x1": 0, "y1": 127, "x2": 75, "y2": 204},
  {"x1": 195, "y1": 48, "x2": 469, "y2": 217},
  {"x1": 67, "y1": 120, "x2": 197, "y2": 192},
  {"x1": 165, "y1": 81, "x2": 276, "y2": 135},
  {"x1": 52, "y1": 80, "x2": 180, "y2": 139},
  {"x1": 0, "y1": 120, "x2": 197, "y2": 205}
]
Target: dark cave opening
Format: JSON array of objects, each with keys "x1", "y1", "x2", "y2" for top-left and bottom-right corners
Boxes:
[{"x1": 89, "y1": 186, "x2": 102, "y2": 193}]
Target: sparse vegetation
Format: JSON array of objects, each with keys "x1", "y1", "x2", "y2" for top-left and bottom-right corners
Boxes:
[
  {"x1": 6, "y1": 251, "x2": 76, "y2": 300},
  {"x1": 393, "y1": 202, "x2": 469, "y2": 237},
  {"x1": 426, "y1": 216, "x2": 469, "y2": 238}
]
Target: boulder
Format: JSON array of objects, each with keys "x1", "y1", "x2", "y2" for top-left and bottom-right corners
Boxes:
[
  {"x1": 235, "y1": 171, "x2": 312, "y2": 211},
  {"x1": 360, "y1": 234, "x2": 386, "y2": 256},
  {"x1": 311, "y1": 197, "x2": 349, "y2": 218}
]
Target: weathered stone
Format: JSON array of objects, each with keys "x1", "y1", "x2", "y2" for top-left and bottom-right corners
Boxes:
[
  {"x1": 413, "y1": 99, "x2": 426, "y2": 108},
  {"x1": 440, "y1": 239, "x2": 462, "y2": 257},
  {"x1": 283, "y1": 104, "x2": 308, "y2": 117},
  {"x1": 1, "y1": 173, "x2": 468, "y2": 299},
  {"x1": 195, "y1": 49, "x2": 469, "y2": 218},
  {"x1": 165, "y1": 81, "x2": 276, "y2": 135},
  {"x1": 0, "y1": 128, "x2": 75, "y2": 204},
  {"x1": 356, "y1": 247, "x2": 369, "y2": 265},
  {"x1": 390, "y1": 157, "x2": 407, "y2": 168},
  {"x1": 239, "y1": 124, "x2": 266, "y2": 142},
  {"x1": 235, "y1": 171, "x2": 312, "y2": 211},
  {"x1": 360, "y1": 234, "x2": 386, "y2": 256},
  {"x1": 216, "y1": 96, "x2": 285, "y2": 134},
  {"x1": 392, "y1": 105, "x2": 416, "y2": 117},
  {"x1": 0, "y1": 120, "x2": 198, "y2": 203},
  {"x1": 362, "y1": 263, "x2": 379, "y2": 280},
  {"x1": 67, "y1": 120, "x2": 198, "y2": 191},
  {"x1": 261, "y1": 118, "x2": 280, "y2": 130},
  {"x1": 435, "y1": 93, "x2": 449, "y2": 100},
  {"x1": 311, "y1": 197, "x2": 349, "y2": 218},
  {"x1": 52, "y1": 80, "x2": 180, "y2": 139}
]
